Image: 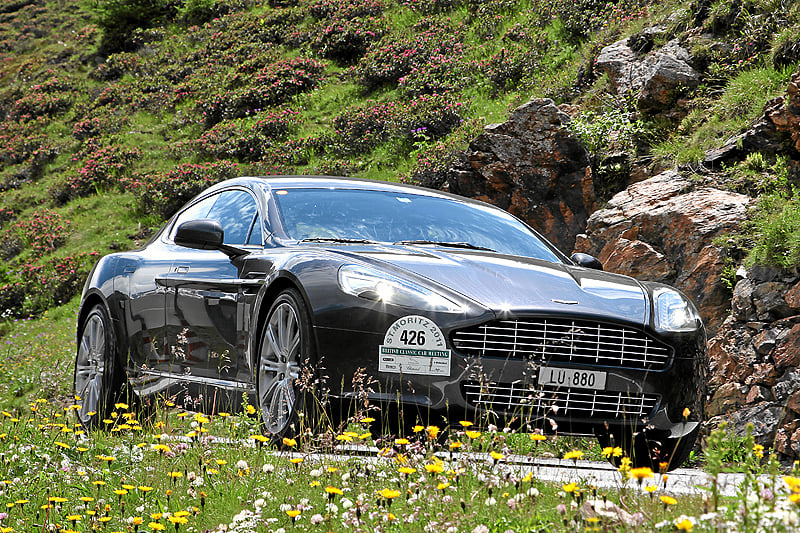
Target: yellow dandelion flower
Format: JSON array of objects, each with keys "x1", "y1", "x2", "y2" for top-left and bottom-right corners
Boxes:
[
  {"x1": 675, "y1": 517, "x2": 693, "y2": 531},
  {"x1": 437, "y1": 482, "x2": 449, "y2": 490},
  {"x1": 465, "y1": 430, "x2": 481, "y2": 439},
  {"x1": 149, "y1": 523, "x2": 166, "y2": 531},
  {"x1": 286, "y1": 509, "x2": 301, "y2": 518},
  {"x1": 395, "y1": 438, "x2": 409, "y2": 445},
  {"x1": 335, "y1": 434, "x2": 353, "y2": 442},
  {"x1": 398, "y1": 466, "x2": 416, "y2": 475},
  {"x1": 530, "y1": 433, "x2": 546, "y2": 442},
  {"x1": 412, "y1": 425, "x2": 425, "y2": 433},
  {"x1": 378, "y1": 488, "x2": 400, "y2": 499},
  {"x1": 660, "y1": 495, "x2": 678, "y2": 506},
  {"x1": 449, "y1": 441, "x2": 462, "y2": 450},
  {"x1": 563, "y1": 450, "x2": 583, "y2": 461},
  {"x1": 282, "y1": 437, "x2": 297, "y2": 447},
  {"x1": 490, "y1": 451, "x2": 504, "y2": 461},
  {"x1": 250, "y1": 434, "x2": 268, "y2": 443},
  {"x1": 425, "y1": 462, "x2": 444, "y2": 474},
  {"x1": 459, "y1": 421, "x2": 473, "y2": 427},
  {"x1": 290, "y1": 457, "x2": 303, "y2": 465},
  {"x1": 325, "y1": 486, "x2": 344, "y2": 496},
  {"x1": 245, "y1": 405, "x2": 256, "y2": 415},
  {"x1": 630, "y1": 467, "x2": 654, "y2": 481},
  {"x1": 563, "y1": 482, "x2": 579, "y2": 493}
]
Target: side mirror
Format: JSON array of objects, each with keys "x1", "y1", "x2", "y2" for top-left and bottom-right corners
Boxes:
[
  {"x1": 175, "y1": 219, "x2": 224, "y2": 250},
  {"x1": 571, "y1": 252, "x2": 603, "y2": 271}
]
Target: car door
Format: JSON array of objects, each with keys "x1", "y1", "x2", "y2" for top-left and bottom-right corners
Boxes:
[{"x1": 162, "y1": 189, "x2": 264, "y2": 408}]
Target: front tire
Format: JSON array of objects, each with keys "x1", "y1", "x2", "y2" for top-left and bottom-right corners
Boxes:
[
  {"x1": 257, "y1": 289, "x2": 318, "y2": 441},
  {"x1": 74, "y1": 304, "x2": 121, "y2": 430}
]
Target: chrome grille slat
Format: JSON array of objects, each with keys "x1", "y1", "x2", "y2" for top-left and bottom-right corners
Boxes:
[
  {"x1": 462, "y1": 381, "x2": 660, "y2": 419},
  {"x1": 452, "y1": 318, "x2": 671, "y2": 370}
]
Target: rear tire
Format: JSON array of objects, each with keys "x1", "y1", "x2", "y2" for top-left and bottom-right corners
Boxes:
[
  {"x1": 256, "y1": 289, "x2": 320, "y2": 442},
  {"x1": 74, "y1": 304, "x2": 122, "y2": 430}
]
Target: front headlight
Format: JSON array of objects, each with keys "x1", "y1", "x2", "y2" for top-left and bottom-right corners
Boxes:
[
  {"x1": 654, "y1": 288, "x2": 702, "y2": 332},
  {"x1": 338, "y1": 264, "x2": 463, "y2": 312}
]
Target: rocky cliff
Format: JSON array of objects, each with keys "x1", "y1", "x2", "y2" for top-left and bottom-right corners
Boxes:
[{"x1": 440, "y1": 41, "x2": 800, "y2": 460}]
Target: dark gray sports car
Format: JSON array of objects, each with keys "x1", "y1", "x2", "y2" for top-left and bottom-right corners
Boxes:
[{"x1": 74, "y1": 176, "x2": 706, "y2": 468}]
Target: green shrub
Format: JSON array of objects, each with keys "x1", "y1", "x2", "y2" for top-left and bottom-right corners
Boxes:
[
  {"x1": 94, "y1": 0, "x2": 175, "y2": 53},
  {"x1": 748, "y1": 190, "x2": 800, "y2": 269}
]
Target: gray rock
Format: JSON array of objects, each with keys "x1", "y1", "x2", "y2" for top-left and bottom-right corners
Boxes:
[
  {"x1": 772, "y1": 368, "x2": 800, "y2": 403},
  {"x1": 754, "y1": 328, "x2": 778, "y2": 355},
  {"x1": 732, "y1": 402, "x2": 785, "y2": 447},
  {"x1": 596, "y1": 38, "x2": 700, "y2": 114},
  {"x1": 731, "y1": 279, "x2": 757, "y2": 322}
]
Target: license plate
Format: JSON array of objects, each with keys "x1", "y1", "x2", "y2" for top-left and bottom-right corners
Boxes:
[{"x1": 537, "y1": 366, "x2": 607, "y2": 391}]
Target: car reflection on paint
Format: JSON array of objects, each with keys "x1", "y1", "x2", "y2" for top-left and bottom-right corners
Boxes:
[{"x1": 74, "y1": 176, "x2": 706, "y2": 469}]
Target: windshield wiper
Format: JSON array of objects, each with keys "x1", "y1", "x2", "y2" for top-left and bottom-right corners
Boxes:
[
  {"x1": 393, "y1": 240, "x2": 496, "y2": 252},
  {"x1": 299, "y1": 237, "x2": 380, "y2": 244}
]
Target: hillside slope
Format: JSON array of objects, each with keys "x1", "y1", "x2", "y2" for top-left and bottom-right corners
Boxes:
[{"x1": 1, "y1": 0, "x2": 799, "y2": 411}]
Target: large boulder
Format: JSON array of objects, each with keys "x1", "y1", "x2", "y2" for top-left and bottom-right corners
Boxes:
[
  {"x1": 573, "y1": 169, "x2": 750, "y2": 333},
  {"x1": 444, "y1": 98, "x2": 595, "y2": 253},
  {"x1": 596, "y1": 35, "x2": 700, "y2": 113}
]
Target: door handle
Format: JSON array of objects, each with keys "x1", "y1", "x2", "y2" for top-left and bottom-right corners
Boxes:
[{"x1": 174, "y1": 265, "x2": 189, "y2": 273}]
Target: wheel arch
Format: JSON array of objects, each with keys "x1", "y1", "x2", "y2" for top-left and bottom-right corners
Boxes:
[
  {"x1": 76, "y1": 291, "x2": 111, "y2": 344},
  {"x1": 250, "y1": 273, "x2": 316, "y2": 373}
]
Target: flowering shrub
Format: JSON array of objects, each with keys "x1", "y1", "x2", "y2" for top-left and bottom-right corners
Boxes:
[
  {"x1": 331, "y1": 101, "x2": 398, "y2": 154},
  {"x1": 0, "y1": 119, "x2": 54, "y2": 167},
  {"x1": 399, "y1": 0, "x2": 460, "y2": 15},
  {"x1": 308, "y1": 0, "x2": 385, "y2": 19},
  {"x1": 91, "y1": 52, "x2": 142, "y2": 81},
  {"x1": 18, "y1": 252, "x2": 98, "y2": 313},
  {"x1": 331, "y1": 94, "x2": 464, "y2": 155},
  {"x1": 7, "y1": 90, "x2": 72, "y2": 122},
  {"x1": 137, "y1": 161, "x2": 240, "y2": 218},
  {"x1": 197, "y1": 58, "x2": 325, "y2": 127},
  {"x1": 309, "y1": 17, "x2": 386, "y2": 63},
  {"x1": 186, "y1": 110, "x2": 300, "y2": 161},
  {"x1": 7, "y1": 209, "x2": 71, "y2": 260},
  {"x1": 63, "y1": 144, "x2": 141, "y2": 198},
  {"x1": 398, "y1": 52, "x2": 472, "y2": 97},
  {"x1": 351, "y1": 21, "x2": 464, "y2": 90},
  {"x1": 482, "y1": 44, "x2": 540, "y2": 93}
]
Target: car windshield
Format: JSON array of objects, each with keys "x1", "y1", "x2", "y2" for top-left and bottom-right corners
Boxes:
[{"x1": 272, "y1": 187, "x2": 563, "y2": 262}]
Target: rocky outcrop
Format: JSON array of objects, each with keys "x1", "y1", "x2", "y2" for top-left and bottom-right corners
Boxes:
[
  {"x1": 596, "y1": 33, "x2": 701, "y2": 114},
  {"x1": 573, "y1": 169, "x2": 750, "y2": 333},
  {"x1": 705, "y1": 267, "x2": 800, "y2": 456},
  {"x1": 443, "y1": 98, "x2": 595, "y2": 253}
]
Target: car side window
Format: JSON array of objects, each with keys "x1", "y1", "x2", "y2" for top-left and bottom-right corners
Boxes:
[
  {"x1": 169, "y1": 195, "x2": 217, "y2": 240},
  {"x1": 205, "y1": 190, "x2": 259, "y2": 246}
]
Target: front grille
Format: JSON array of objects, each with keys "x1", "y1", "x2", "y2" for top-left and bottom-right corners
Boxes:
[
  {"x1": 462, "y1": 381, "x2": 660, "y2": 420},
  {"x1": 452, "y1": 318, "x2": 671, "y2": 370}
]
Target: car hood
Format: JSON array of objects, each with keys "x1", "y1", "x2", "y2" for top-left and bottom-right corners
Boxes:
[{"x1": 336, "y1": 246, "x2": 649, "y2": 325}]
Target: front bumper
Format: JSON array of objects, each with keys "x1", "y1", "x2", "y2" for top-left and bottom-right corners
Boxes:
[{"x1": 315, "y1": 310, "x2": 707, "y2": 437}]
